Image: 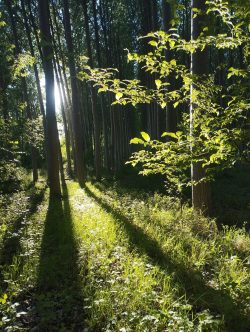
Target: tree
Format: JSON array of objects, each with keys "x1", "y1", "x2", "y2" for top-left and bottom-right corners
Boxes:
[
  {"x1": 81, "y1": 0, "x2": 101, "y2": 180},
  {"x1": 38, "y1": 0, "x2": 61, "y2": 196},
  {"x1": 63, "y1": 0, "x2": 86, "y2": 186},
  {"x1": 162, "y1": 0, "x2": 177, "y2": 135},
  {"x1": 190, "y1": 0, "x2": 212, "y2": 214},
  {"x1": 5, "y1": 0, "x2": 39, "y2": 183},
  {"x1": 80, "y1": 0, "x2": 249, "y2": 211}
]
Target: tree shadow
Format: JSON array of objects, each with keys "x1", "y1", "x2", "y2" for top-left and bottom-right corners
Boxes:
[
  {"x1": 35, "y1": 184, "x2": 85, "y2": 331},
  {"x1": 0, "y1": 187, "x2": 46, "y2": 287},
  {"x1": 85, "y1": 185, "x2": 250, "y2": 332}
]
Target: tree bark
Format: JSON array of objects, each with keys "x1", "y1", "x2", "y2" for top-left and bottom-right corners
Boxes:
[
  {"x1": 6, "y1": 0, "x2": 38, "y2": 182},
  {"x1": 162, "y1": 0, "x2": 177, "y2": 135},
  {"x1": 81, "y1": 0, "x2": 101, "y2": 180},
  {"x1": 21, "y1": 0, "x2": 45, "y2": 121},
  {"x1": 63, "y1": 0, "x2": 86, "y2": 186},
  {"x1": 38, "y1": 0, "x2": 61, "y2": 196},
  {"x1": 190, "y1": 0, "x2": 212, "y2": 214},
  {"x1": 92, "y1": 0, "x2": 109, "y2": 170}
]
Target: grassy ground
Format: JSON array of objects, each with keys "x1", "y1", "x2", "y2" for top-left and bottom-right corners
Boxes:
[{"x1": 0, "y1": 179, "x2": 249, "y2": 331}]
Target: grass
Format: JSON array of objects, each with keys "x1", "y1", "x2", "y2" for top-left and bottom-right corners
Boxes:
[{"x1": 0, "y1": 179, "x2": 249, "y2": 331}]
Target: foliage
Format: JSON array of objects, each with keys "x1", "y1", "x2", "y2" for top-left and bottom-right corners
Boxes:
[
  {"x1": 12, "y1": 53, "x2": 35, "y2": 80},
  {"x1": 0, "y1": 162, "x2": 28, "y2": 194},
  {"x1": 23, "y1": 115, "x2": 44, "y2": 153},
  {"x1": 79, "y1": 1, "x2": 250, "y2": 197}
]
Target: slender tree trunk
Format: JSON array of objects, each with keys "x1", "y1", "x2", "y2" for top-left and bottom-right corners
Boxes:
[
  {"x1": 51, "y1": 2, "x2": 71, "y2": 107},
  {"x1": 81, "y1": 0, "x2": 101, "y2": 180},
  {"x1": 190, "y1": 0, "x2": 211, "y2": 214},
  {"x1": 63, "y1": 0, "x2": 85, "y2": 186},
  {"x1": 54, "y1": 58, "x2": 73, "y2": 177},
  {"x1": 21, "y1": 0, "x2": 45, "y2": 120},
  {"x1": 26, "y1": 0, "x2": 43, "y2": 59},
  {"x1": 6, "y1": 0, "x2": 38, "y2": 182},
  {"x1": 38, "y1": 0, "x2": 61, "y2": 196},
  {"x1": 50, "y1": 13, "x2": 73, "y2": 177},
  {"x1": 50, "y1": 1, "x2": 77, "y2": 175},
  {"x1": 162, "y1": 0, "x2": 177, "y2": 134}
]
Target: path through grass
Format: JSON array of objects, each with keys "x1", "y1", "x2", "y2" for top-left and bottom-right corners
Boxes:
[{"x1": 0, "y1": 180, "x2": 249, "y2": 331}]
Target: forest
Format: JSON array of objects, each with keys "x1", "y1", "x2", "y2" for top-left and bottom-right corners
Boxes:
[{"x1": 0, "y1": 0, "x2": 250, "y2": 331}]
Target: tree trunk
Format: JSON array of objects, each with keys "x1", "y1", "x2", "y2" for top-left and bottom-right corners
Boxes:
[
  {"x1": 21, "y1": 0, "x2": 45, "y2": 121},
  {"x1": 38, "y1": 0, "x2": 61, "y2": 196},
  {"x1": 190, "y1": 0, "x2": 211, "y2": 214},
  {"x1": 162, "y1": 0, "x2": 177, "y2": 135},
  {"x1": 81, "y1": 0, "x2": 101, "y2": 180},
  {"x1": 63, "y1": 0, "x2": 86, "y2": 186},
  {"x1": 6, "y1": 0, "x2": 38, "y2": 183},
  {"x1": 50, "y1": 14, "x2": 73, "y2": 177}
]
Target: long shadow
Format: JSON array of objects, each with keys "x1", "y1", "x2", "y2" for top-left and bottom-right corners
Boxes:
[
  {"x1": 85, "y1": 185, "x2": 250, "y2": 332},
  {"x1": 0, "y1": 187, "x2": 46, "y2": 287},
  {"x1": 35, "y1": 184, "x2": 85, "y2": 331}
]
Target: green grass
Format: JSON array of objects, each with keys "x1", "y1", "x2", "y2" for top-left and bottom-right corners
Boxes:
[{"x1": 0, "y1": 180, "x2": 249, "y2": 331}]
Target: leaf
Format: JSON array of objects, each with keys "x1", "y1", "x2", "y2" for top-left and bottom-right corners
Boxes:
[
  {"x1": 160, "y1": 102, "x2": 167, "y2": 109},
  {"x1": 98, "y1": 86, "x2": 108, "y2": 93},
  {"x1": 140, "y1": 131, "x2": 150, "y2": 142},
  {"x1": 169, "y1": 40, "x2": 176, "y2": 48},
  {"x1": 170, "y1": 59, "x2": 177, "y2": 66},
  {"x1": 155, "y1": 79, "x2": 162, "y2": 89},
  {"x1": 127, "y1": 53, "x2": 133, "y2": 61},
  {"x1": 130, "y1": 137, "x2": 144, "y2": 144},
  {"x1": 0, "y1": 294, "x2": 7, "y2": 304},
  {"x1": 173, "y1": 101, "x2": 179, "y2": 108},
  {"x1": 148, "y1": 40, "x2": 158, "y2": 47},
  {"x1": 115, "y1": 92, "x2": 123, "y2": 100},
  {"x1": 161, "y1": 132, "x2": 178, "y2": 139}
]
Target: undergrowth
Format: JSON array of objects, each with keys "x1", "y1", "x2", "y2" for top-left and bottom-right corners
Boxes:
[{"x1": 0, "y1": 180, "x2": 249, "y2": 331}]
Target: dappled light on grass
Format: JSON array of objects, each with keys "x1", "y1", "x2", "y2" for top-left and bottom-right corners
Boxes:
[
  {"x1": 1, "y1": 180, "x2": 249, "y2": 331},
  {"x1": 83, "y1": 182, "x2": 250, "y2": 331}
]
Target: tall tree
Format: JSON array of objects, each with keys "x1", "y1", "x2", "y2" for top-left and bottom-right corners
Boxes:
[
  {"x1": 20, "y1": 0, "x2": 45, "y2": 122},
  {"x1": 63, "y1": 0, "x2": 86, "y2": 186},
  {"x1": 38, "y1": 0, "x2": 61, "y2": 196},
  {"x1": 5, "y1": 0, "x2": 38, "y2": 182},
  {"x1": 190, "y1": 0, "x2": 211, "y2": 214},
  {"x1": 162, "y1": 0, "x2": 177, "y2": 134},
  {"x1": 81, "y1": 0, "x2": 101, "y2": 180}
]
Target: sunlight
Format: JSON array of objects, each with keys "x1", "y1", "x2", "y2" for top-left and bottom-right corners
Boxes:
[
  {"x1": 40, "y1": 75, "x2": 61, "y2": 114},
  {"x1": 54, "y1": 81, "x2": 61, "y2": 113}
]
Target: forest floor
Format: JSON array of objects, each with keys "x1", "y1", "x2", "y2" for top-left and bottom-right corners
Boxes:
[{"x1": 0, "y1": 178, "x2": 250, "y2": 331}]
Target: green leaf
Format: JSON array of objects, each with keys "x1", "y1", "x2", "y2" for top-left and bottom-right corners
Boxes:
[
  {"x1": 127, "y1": 53, "x2": 133, "y2": 61},
  {"x1": 130, "y1": 137, "x2": 144, "y2": 144},
  {"x1": 173, "y1": 101, "x2": 179, "y2": 108},
  {"x1": 0, "y1": 294, "x2": 7, "y2": 304},
  {"x1": 160, "y1": 102, "x2": 167, "y2": 109},
  {"x1": 116, "y1": 92, "x2": 123, "y2": 100},
  {"x1": 169, "y1": 40, "x2": 176, "y2": 48},
  {"x1": 98, "y1": 86, "x2": 108, "y2": 93},
  {"x1": 148, "y1": 40, "x2": 158, "y2": 47},
  {"x1": 155, "y1": 79, "x2": 162, "y2": 89},
  {"x1": 161, "y1": 132, "x2": 178, "y2": 139},
  {"x1": 140, "y1": 131, "x2": 150, "y2": 142}
]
